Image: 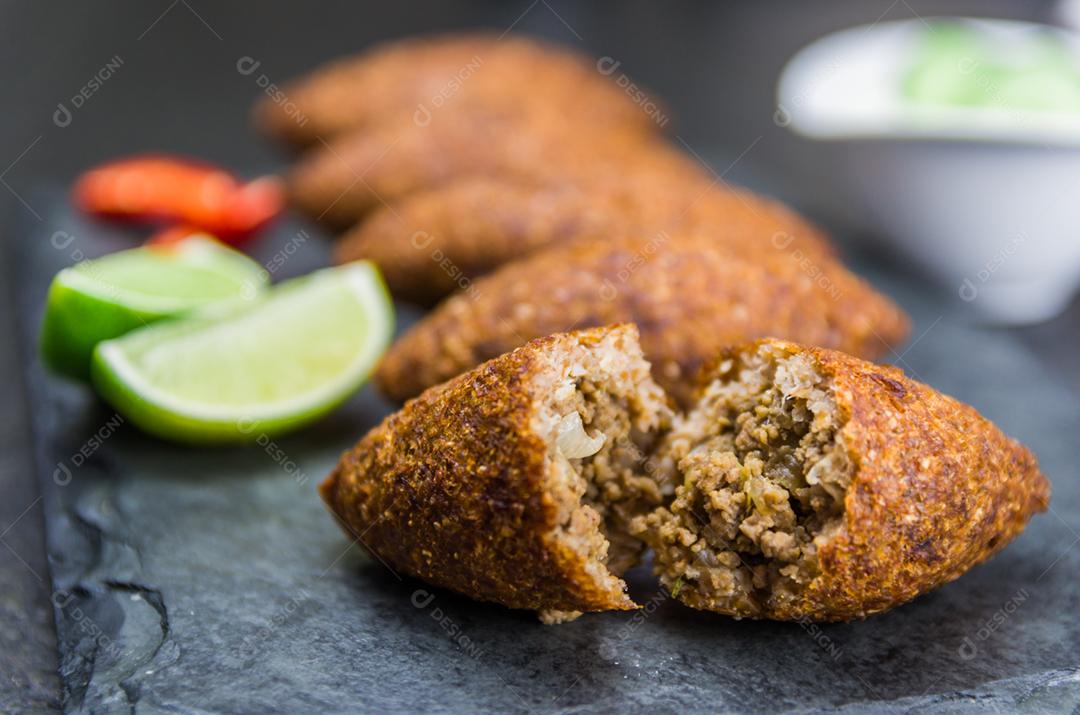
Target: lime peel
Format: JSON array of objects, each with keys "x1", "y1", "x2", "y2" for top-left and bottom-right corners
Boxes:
[
  {"x1": 40, "y1": 235, "x2": 268, "y2": 381},
  {"x1": 90, "y1": 261, "x2": 394, "y2": 444}
]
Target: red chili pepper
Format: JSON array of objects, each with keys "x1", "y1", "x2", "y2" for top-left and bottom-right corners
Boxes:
[
  {"x1": 144, "y1": 225, "x2": 208, "y2": 247},
  {"x1": 73, "y1": 155, "x2": 284, "y2": 243}
]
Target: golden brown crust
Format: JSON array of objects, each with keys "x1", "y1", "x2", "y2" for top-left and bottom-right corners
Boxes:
[
  {"x1": 334, "y1": 176, "x2": 836, "y2": 305},
  {"x1": 685, "y1": 340, "x2": 1051, "y2": 621},
  {"x1": 287, "y1": 111, "x2": 704, "y2": 228},
  {"x1": 375, "y1": 233, "x2": 910, "y2": 406},
  {"x1": 254, "y1": 33, "x2": 665, "y2": 148},
  {"x1": 320, "y1": 327, "x2": 641, "y2": 614}
]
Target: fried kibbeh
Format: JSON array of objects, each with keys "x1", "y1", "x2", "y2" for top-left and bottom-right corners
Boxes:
[
  {"x1": 631, "y1": 339, "x2": 1050, "y2": 621},
  {"x1": 326, "y1": 329, "x2": 1047, "y2": 624},
  {"x1": 320, "y1": 325, "x2": 674, "y2": 621},
  {"x1": 255, "y1": 33, "x2": 665, "y2": 148},
  {"x1": 334, "y1": 176, "x2": 836, "y2": 304},
  {"x1": 287, "y1": 112, "x2": 705, "y2": 228},
  {"x1": 374, "y1": 234, "x2": 910, "y2": 406}
]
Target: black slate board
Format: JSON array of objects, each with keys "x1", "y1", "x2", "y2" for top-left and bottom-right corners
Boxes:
[{"x1": 14, "y1": 190, "x2": 1080, "y2": 714}]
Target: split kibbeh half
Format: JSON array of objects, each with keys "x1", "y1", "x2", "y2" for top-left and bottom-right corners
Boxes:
[
  {"x1": 321, "y1": 325, "x2": 674, "y2": 623},
  {"x1": 334, "y1": 176, "x2": 837, "y2": 305},
  {"x1": 253, "y1": 32, "x2": 666, "y2": 148},
  {"x1": 632, "y1": 339, "x2": 1050, "y2": 621},
  {"x1": 375, "y1": 232, "x2": 910, "y2": 406},
  {"x1": 322, "y1": 327, "x2": 1049, "y2": 622}
]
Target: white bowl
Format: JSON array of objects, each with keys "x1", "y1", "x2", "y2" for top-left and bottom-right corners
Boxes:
[{"x1": 777, "y1": 18, "x2": 1080, "y2": 323}]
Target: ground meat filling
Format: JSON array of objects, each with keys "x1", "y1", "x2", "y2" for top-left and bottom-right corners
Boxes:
[
  {"x1": 633, "y1": 351, "x2": 852, "y2": 617},
  {"x1": 532, "y1": 332, "x2": 671, "y2": 623},
  {"x1": 555, "y1": 376, "x2": 666, "y2": 576}
]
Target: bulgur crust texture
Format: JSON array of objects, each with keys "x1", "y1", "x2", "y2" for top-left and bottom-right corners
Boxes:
[
  {"x1": 254, "y1": 32, "x2": 666, "y2": 148},
  {"x1": 286, "y1": 111, "x2": 703, "y2": 228},
  {"x1": 333, "y1": 176, "x2": 836, "y2": 305},
  {"x1": 638, "y1": 339, "x2": 1050, "y2": 621},
  {"x1": 375, "y1": 233, "x2": 910, "y2": 406},
  {"x1": 320, "y1": 325, "x2": 671, "y2": 616}
]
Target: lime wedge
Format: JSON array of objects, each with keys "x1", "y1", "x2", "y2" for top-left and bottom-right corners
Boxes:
[
  {"x1": 40, "y1": 235, "x2": 268, "y2": 380},
  {"x1": 90, "y1": 262, "x2": 394, "y2": 444}
]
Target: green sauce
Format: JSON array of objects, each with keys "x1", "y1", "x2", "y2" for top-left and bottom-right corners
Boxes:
[{"x1": 903, "y1": 22, "x2": 1080, "y2": 113}]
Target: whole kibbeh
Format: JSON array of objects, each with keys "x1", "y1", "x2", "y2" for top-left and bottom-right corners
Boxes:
[
  {"x1": 286, "y1": 111, "x2": 704, "y2": 228},
  {"x1": 254, "y1": 32, "x2": 666, "y2": 147},
  {"x1": 334, "y1": 176, "x2": 836, "y2": 305},
  {"x1": 374, "y1": 233, "x2": 910, "y2": 406}
]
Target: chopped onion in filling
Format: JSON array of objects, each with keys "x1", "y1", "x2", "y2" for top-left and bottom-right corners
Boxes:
[{"x1": 556, "y1": 411, "x2": 606, "y2": 459}]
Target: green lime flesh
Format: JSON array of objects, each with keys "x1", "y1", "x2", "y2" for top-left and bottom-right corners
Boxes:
[
  {"x1": 40, "y1": 236, "x2": 267, "y2": 381},
  {"x1": 90, "y1": 261, "x2": 394, "y2": 444}
]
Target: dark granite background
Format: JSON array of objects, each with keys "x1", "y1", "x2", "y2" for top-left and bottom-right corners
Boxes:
[{"x1": 3, "y1": 1, "x2": 1080, "y2": 713}]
